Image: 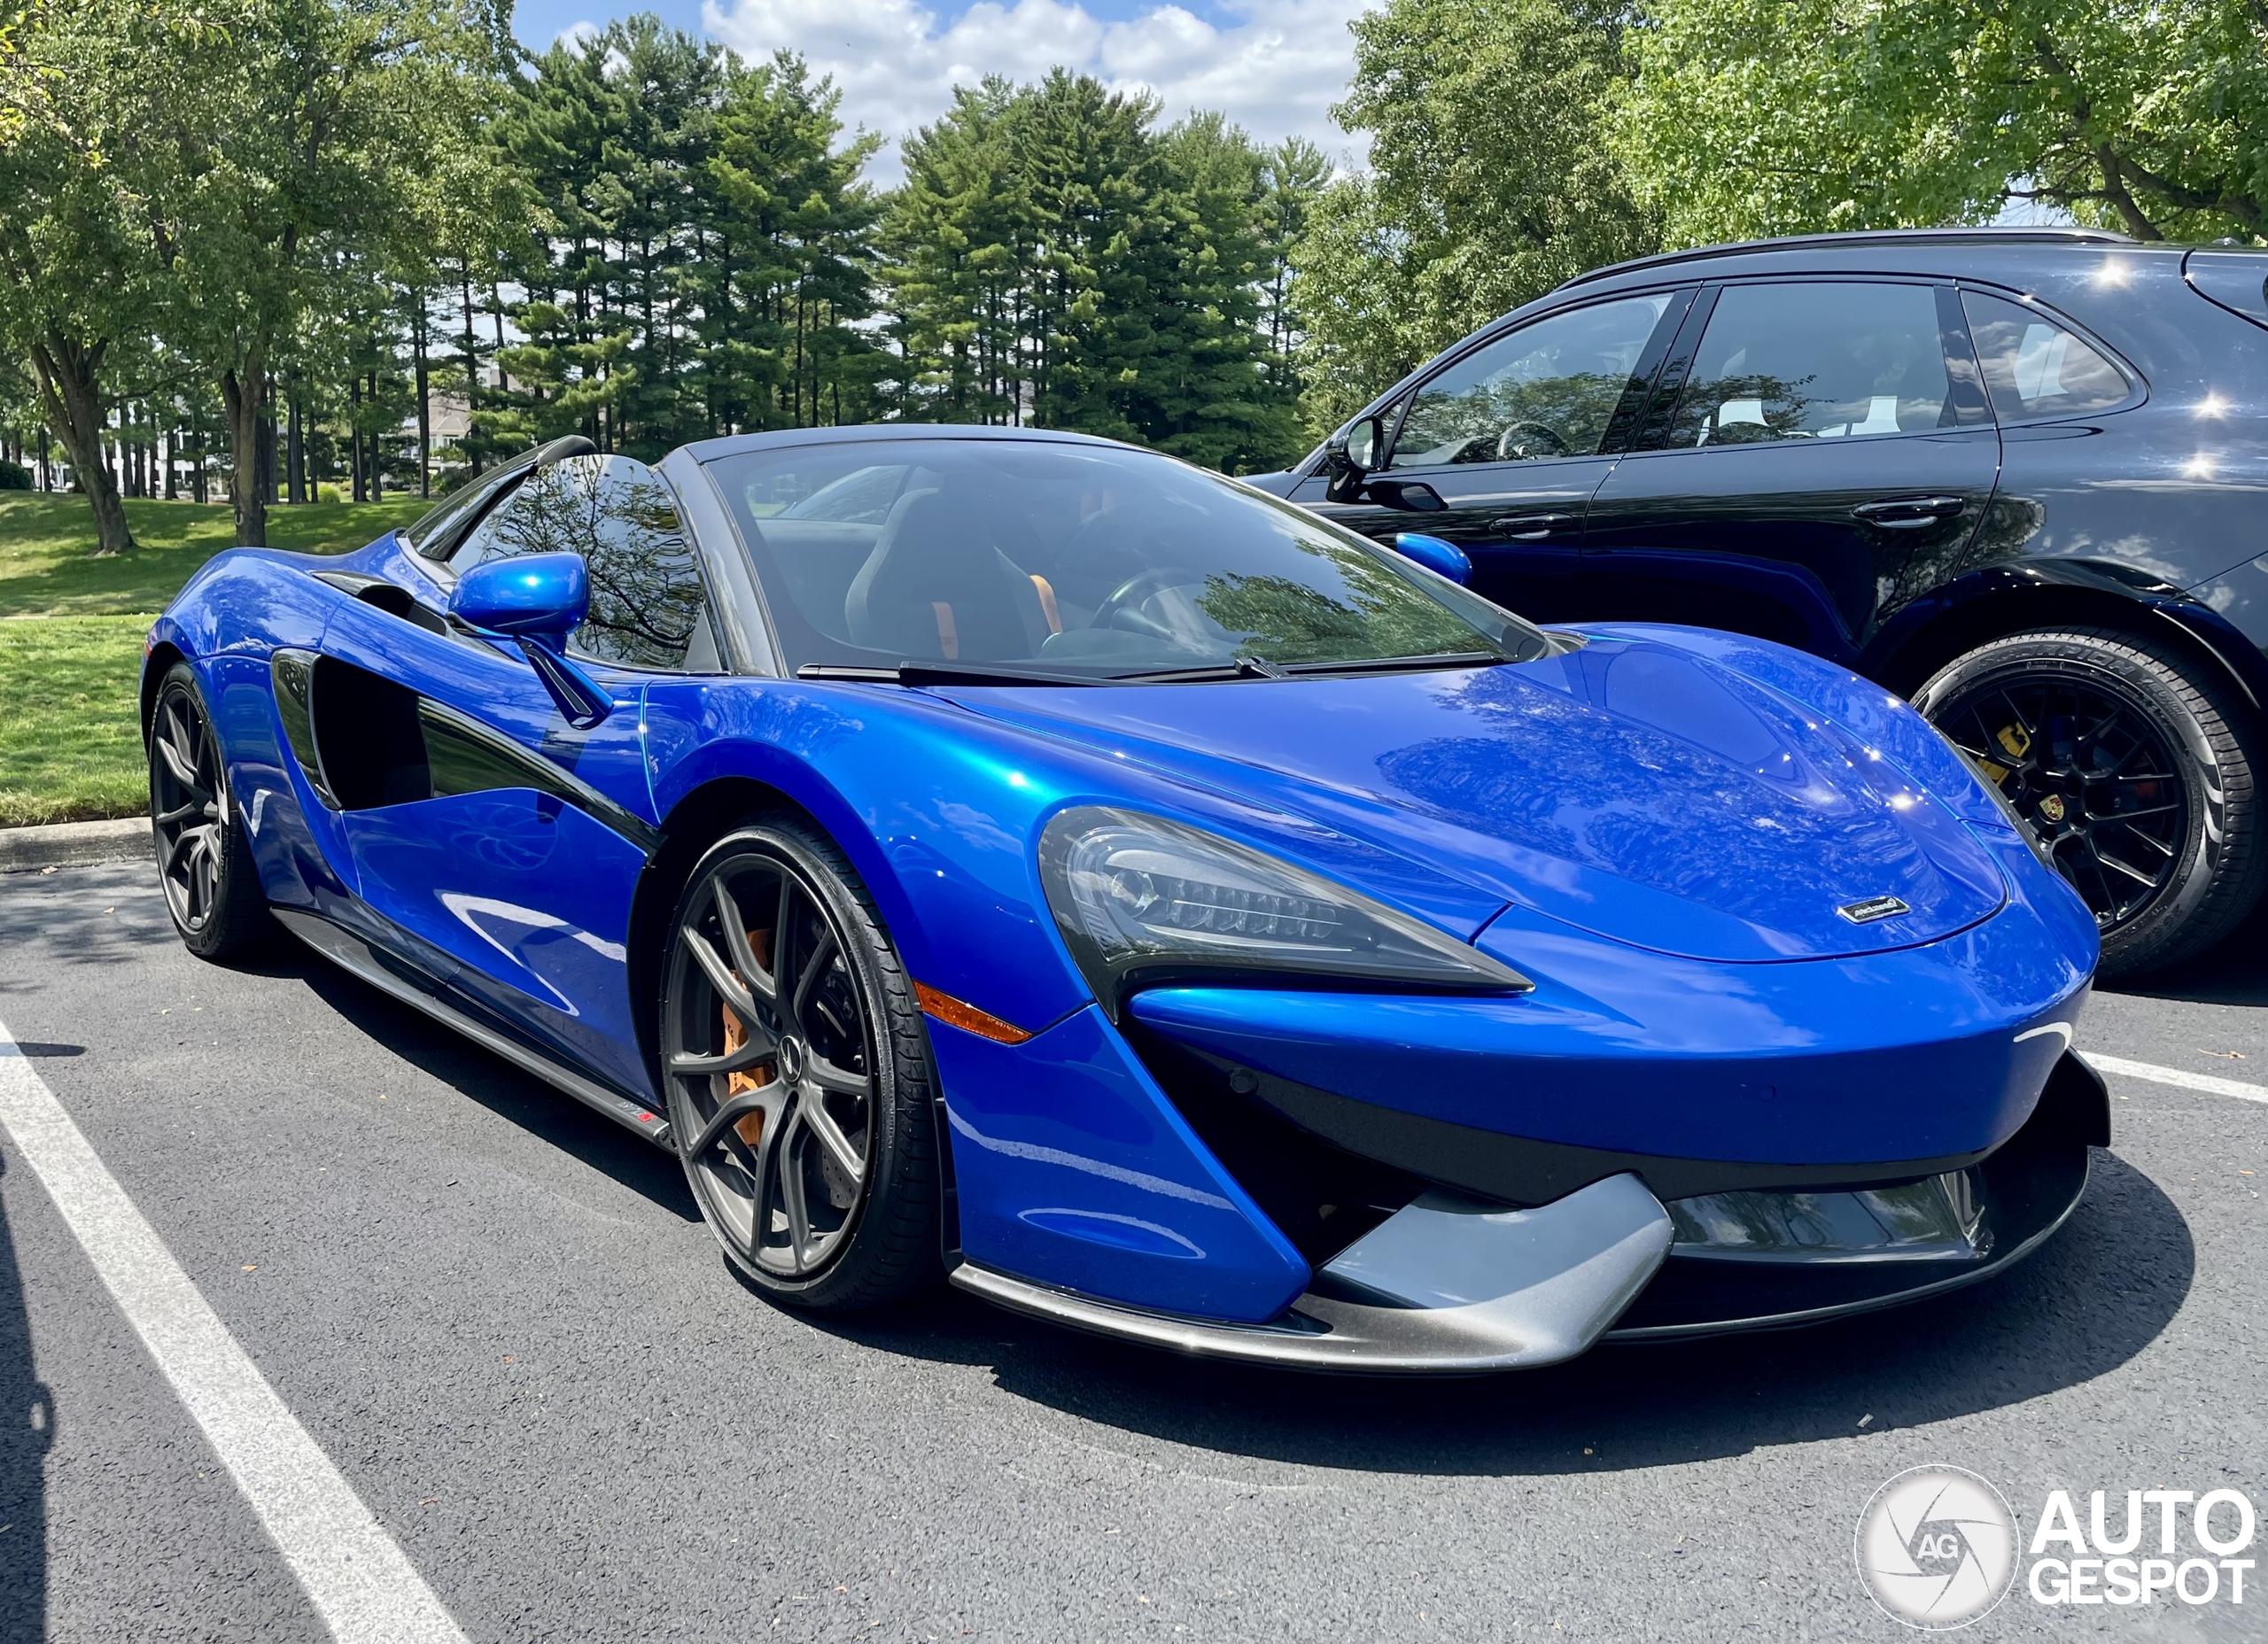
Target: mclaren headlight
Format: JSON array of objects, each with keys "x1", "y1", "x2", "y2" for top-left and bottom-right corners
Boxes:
[{"x1": 1037, "y1": 806, "x2": 1533, "y2": 1018}]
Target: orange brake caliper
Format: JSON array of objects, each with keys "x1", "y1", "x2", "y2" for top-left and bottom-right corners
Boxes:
[{"x1": 723, "y1": 927, "x2": 774, "y2": 1145}]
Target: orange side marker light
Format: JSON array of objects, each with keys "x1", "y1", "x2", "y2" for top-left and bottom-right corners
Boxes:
[{"x1": 914, "y1": 981, "x2": 1033, "y2": 1045}]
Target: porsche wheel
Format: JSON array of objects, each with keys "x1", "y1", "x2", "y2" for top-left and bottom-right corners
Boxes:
[
  {"x1": 149, "y1": 663, "x2": 271, "y2": 959},
  {"x1": 660, "y1": 818, "x2": 940, "y2": 1308},
  {"x1": 1915, "y1": 626, "x2": 2267, "y2": 976}
]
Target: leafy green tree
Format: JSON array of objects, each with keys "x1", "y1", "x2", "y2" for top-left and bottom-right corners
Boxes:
[
  {"x1": 1259, "y1": 137, "x2": 1332, "y2": 399},
  {"x1": 1288, "y1": 0, "x2": 1657, "y2": 432},
  {"x1": 0, "y1": 0, "x2": 171, "y2": 552},
  {"x1": 494, "y1": 27, "x2": 629, "y2": 454},
  {"x1": 1620, "y1": 0, "x2": 2268, "y2": 242},
  {"x1": 1149, "y1": 112, "x2": 1303, "y2": 472},
  {"x1": 882, "y1": 77, "x2": 1035, "y2": 423},
  {"x1": 882, "y1": 71, "x2": 1302, "y2": 469},
  {"x1": 703, "y1": 50, "x2": 883, "y2": 432},
  {"x1": 125, "y1": 0, "x2": 511, "y2": 544},
  {"x1": 498, "y1": 20, "x2": 880, "y2": 456}
]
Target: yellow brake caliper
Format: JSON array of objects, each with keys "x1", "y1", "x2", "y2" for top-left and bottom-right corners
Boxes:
[{"x1": 1977, "y1": 722, "x2": 2030, "y2": 787}]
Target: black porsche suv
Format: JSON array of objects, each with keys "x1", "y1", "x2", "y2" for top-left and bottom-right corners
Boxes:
[{"x1": 1247, "y1": 228, "x2": 2268, "y2": 975}]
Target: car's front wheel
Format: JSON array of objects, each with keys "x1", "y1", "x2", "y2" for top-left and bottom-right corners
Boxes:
[
  {"x1": 149, "y1": 662, "x2": 272, "y2": 959},
  {"x1": 660, "y1": 818, "x2": 941, "y2": 1308},
  {"x1": 1915, "y1": 626, "x2": 2267, "y2": 975}
]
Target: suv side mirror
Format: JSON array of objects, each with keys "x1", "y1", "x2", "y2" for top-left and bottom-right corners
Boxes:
[
  {"x1": 1324, "y1": 415, "x2": 1386, "y2": 503},
  {"x1": 447, "y1": 552, "x2": 615, "y2": 729}
]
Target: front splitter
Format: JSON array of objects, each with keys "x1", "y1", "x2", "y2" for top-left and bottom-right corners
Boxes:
[{"x1": 950, "y1": 1135, "x2": 2094, "y2": 1373}]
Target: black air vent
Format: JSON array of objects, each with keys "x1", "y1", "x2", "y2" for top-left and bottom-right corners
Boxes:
[{"x1": 309, "y1": 656, "x2": 430, "y2": 808}]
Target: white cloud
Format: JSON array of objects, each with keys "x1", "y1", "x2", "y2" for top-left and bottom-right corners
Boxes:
[
  {"x1": 555, "y1": 17, "x2": 603, "y2": 50},
  {"x1": 702, "y1": 0, "x2": 1374, "y2": 179}
]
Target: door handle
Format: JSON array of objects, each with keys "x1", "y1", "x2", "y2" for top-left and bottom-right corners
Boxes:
[
  {"x1": 1490, "y1": 512, "x2": 1580, "y2": 540},
  {"x1": 1852, "y1": 495, "x2": 1967, "y2": 527}
]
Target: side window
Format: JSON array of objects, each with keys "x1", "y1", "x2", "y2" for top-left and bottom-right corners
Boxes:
[
  {"x1": 1960, "y1": 291, "x2": 2132, "y2": 422},
  {"x1": 1386, "y1": 294, "x2": 1674, "y2": 469},
  {"x1": 448, "y1": 454, "x2": 718, "y2": 671},
  {"x1": 1669, "y1": 283, "x2": 1953, "y2": 447}
]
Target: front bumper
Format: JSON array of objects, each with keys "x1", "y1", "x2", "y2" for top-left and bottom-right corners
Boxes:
[{"x1": 946, "y1": 1053, "x2": 2103, "y2": 1373}]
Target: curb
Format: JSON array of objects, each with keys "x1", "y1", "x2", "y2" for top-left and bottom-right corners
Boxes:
[{"x1": 0, "y1": 817, "x2": 151, "y2": 873}]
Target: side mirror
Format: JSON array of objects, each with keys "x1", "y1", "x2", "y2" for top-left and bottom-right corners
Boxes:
[
  {"x1": 1392, "y1": 532, "x2": 1472, "y2": 585},
  {"x1": 447, "y1": 553, "x2": 614, "y2": 729},
  {"x1": 1324, "y1": 415, "x2": 1386, "y2": 503}
]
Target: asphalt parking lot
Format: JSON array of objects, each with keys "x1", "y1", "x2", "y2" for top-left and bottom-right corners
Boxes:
[{"x1": 0, "y1": 858, "x2": 2261, "y2": 1644}]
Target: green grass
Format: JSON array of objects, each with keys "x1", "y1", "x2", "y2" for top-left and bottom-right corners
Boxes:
[
  {"x1": 0, "y1": 492, "x2": 429, "y2": 618},
  {"x1": 0, "y1": 492, "x2": 428, "y2": 826},
  {"x1": 0, "y1": 616, "x2": 155, "y2": 826}
]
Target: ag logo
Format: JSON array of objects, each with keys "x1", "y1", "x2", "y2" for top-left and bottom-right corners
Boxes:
[{"x1": 1855, "y1": 1466, "x2": 2020, "y2": 1629}]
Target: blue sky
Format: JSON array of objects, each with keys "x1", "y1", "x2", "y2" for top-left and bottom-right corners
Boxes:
[{"x1": 509, "y1": 0, "x2": 1371, "y2": 176}]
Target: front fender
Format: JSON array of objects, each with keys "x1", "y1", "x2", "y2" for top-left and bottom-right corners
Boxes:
[{"x1": 642, "y1": 678, "x2": 1101, "y2": 1033}]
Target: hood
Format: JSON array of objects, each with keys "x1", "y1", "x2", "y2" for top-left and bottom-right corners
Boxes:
[{"x1": 943, "y1": 635, "x2": 2007, "y2": 964}]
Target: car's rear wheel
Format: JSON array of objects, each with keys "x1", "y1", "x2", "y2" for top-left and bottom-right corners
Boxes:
[
  {"x1": 149, "y1": 663, "x2": 272, "y2": 959},
  {"x1": 1915, "y1": 626, "x2": 2267, "y2": 975},
  {"x1": 660, "y1": 818, "x2": 940, "y2": 1308}
]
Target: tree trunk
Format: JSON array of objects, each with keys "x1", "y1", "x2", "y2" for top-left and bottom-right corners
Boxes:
[
  {"x1": 28, "y1": 335, "x2": 133, "y2": 554},
  {"x1": 256, "y1": 391, "x2": 277, "y2": 508},
  {"x1": 414, "y1": 289, "x2": 431, "y2": 498},
  {"x1": 287, "y1": 393, "x2": 305, "y2": 504},
  {"x1": 220, "y1": 349, "x2": 270, "y2": 546},
  {"x1": 369, "y1": 371, "x2": 382, "y2": 500},
  {"x1": 350, "y1": 374, "x2": 365, "y2": 503},
  {"x1": 461, "y1": 263, "x2": 483, "y2": 477}
]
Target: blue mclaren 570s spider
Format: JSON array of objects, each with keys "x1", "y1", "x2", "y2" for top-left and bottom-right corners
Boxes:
[{"x1": 143, "y1": 426, "x2": 2107, "y2": 1372}]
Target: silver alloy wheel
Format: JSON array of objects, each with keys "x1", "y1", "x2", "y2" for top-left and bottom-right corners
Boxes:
[
  {"x1": 151, "y1": 685, "x2": 227, "y2": 934},
  {"x1": 664, "y1": 844, "x2": 880, "y2": 1280}
]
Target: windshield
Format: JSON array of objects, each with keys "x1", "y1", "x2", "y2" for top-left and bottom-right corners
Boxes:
[{"x1": 705, "y1": 438, "x2": 1549, "y2": 678}]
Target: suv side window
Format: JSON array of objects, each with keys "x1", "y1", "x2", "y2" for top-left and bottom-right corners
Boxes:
[
  {"x1": 1668, "y1": 282, "x2": 1954, "y2": 446},
  {"x1": 448, "y1": 454, "x2": 720, "y2": 672},
  {"x1": 1386, "y1": 294, "x2": 1674, "y2": 469},
  {"x1": 1960, "y1": 290, "x2": 2132, "y2": 422}
]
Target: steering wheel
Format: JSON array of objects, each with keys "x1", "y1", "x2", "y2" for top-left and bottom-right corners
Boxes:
[
  {"x1": 1497, "y1": 422, "x2": 1571, "y2": 461},
  {"x1": 1092, "y1": 566, "x2": 1202, "y2": 641}
]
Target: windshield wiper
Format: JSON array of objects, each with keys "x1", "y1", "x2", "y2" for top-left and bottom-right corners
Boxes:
[
  {"x1": 796, "y1": 662, "x2": 1109, "y2": 687},
  {"x1": 1110, "y1": 655, "x2": 1299, "y2": 684},
  {"x1": 1120, "y1": 651, "x2": 1505, "y2": 683},
  {"x1": 1280, "y1": 651, "x2": 1507, "y2": 677},
  {"x1": 796, "y1": 650, "x2": 1509, "y2": 690}
]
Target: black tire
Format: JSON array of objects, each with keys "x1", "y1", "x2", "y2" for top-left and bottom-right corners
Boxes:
[
  {"x1": 658, "y1": 816, "x2": 940, "y2": 1309},
  {"x1": 148, "y1": 663, "x2": 273, "y2": 960},
  {"x1": 1915, "y1": 626, "x2": 2267, "y2": 976}
]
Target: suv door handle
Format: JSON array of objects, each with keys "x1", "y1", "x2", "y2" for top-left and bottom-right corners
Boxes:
[
  {"x1": 1852, "y1": 495, "x2": 1967, "y2": 527},
  {"x1": 1490, "y1": 512, "x2": 1580, "y2": 540}
]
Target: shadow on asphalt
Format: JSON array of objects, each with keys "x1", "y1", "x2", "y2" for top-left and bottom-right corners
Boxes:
[
  {"x1": 801, "y1": 1149, "x2": 2191, "y2": 1476},
  {"x1": 2102, "y1": 893, "x2": 2268, "y2": 1008},
  {"x1": 0, "y1": 1149, "x2": 52, "y2": 1644},
  {"x1": 290, "y1": 955, "x2": 700, "y2": 1223}
]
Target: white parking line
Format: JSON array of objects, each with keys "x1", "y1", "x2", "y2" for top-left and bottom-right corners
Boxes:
[
  {"x1": 0, "y1": 1025, "x2": 469, "y2": 1644},
  {"x1": 2083, "y1": 1050, "x2": 2268, "y2": 1105}
]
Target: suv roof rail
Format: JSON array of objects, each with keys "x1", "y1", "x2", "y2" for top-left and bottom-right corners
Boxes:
[{"x1": 1557, "y1": 227, "x2": 2138, "y2": 290}]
